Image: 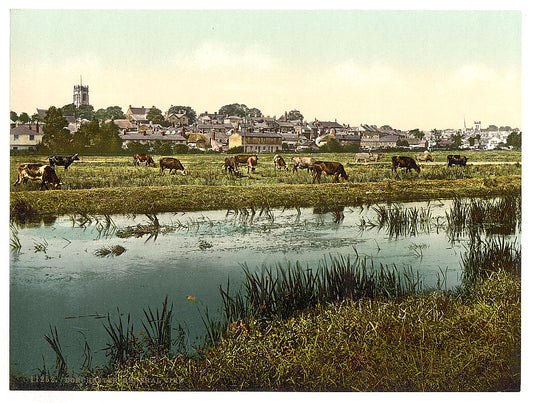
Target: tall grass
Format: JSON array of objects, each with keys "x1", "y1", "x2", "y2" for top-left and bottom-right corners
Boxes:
[{"x1": 219, "y1": 256, "x2": 424, "y2": 325}]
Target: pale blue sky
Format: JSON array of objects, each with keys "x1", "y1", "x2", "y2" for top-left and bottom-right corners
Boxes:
[{"x1": 10, "y1": 9, "x2": 522, "y2": 130}]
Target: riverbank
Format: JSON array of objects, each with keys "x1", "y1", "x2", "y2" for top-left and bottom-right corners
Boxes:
[
  {"x1": 10, "y1": 175, "x2": 521, "y2": 216},
  {"x1": 13, "y1": 271, "x2": 518, "y2": 391}
]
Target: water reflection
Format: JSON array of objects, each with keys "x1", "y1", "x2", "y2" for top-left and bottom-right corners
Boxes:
[{"x1": 9, "y1": 197, "x2": 521, "y2": 375}]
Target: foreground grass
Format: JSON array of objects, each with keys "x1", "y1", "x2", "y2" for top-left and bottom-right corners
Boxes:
[
  {"x1": 88, "y1": 272, "x2": 520, "y2": 392},
  {"x1": 11, "y1": 176, "x2": 521, "y2": 217}
]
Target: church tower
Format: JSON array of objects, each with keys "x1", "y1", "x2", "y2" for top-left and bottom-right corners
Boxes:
[{"x1": 73, "y1": 76, "x2": 89, "y2": 107}]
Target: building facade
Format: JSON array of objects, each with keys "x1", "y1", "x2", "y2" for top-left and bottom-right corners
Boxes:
[{"x1": 228, "y1": 132, "x2": 282, "y2": 153}]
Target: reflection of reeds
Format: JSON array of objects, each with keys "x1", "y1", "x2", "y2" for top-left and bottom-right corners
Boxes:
[
  {"x1": 10, "y1": 222, "x2": 21, "y2": 252},
  {"x1": 461, "y1": 236, "x2": 521, "y2": 286},
  {"x1": 372, "y1": 204, "x2": 432, "y2": 238},
  {"x1": 446, "y1": 196, "x2": 521, "y2": 242},
  {"x1": 94, "y1": 245, "x2": 126, "y2": 257},
  {"x1": 33, "y1": 238, "x2": 49, "y2": 254}
]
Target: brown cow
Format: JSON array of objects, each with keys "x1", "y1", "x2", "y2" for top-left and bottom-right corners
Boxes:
[
  {"x1": 247, "y1": 155, "x2": 258, "y2": 173},
  {"x1": 312, "y1": 161, "x2": 349, "y2": 183},
  {"x1": 133, "y1": 153, "x2": 156, "y2": 167},
  {"x1": 391, "y1": 156, "x2": 421, "y2": 173},
  {"x1": 415, "y1": 152, "x2": 434, "y2": 163},
  {"x1": 273, "y1": 154, "x2": 288, "y2": 170},
  {"x1": 13, "y1": 164, "x2": 61, "y2": 190},
  {"x1": 234, "y1": 154, "x2": 257, "y2": 164},
  {"x1": 159, "y1": 157, "x2": 186, "y2": 175},
  {"x1": 224, "y1": 156, "x2": 239, "y2": 175},
  {"x1": 292, "y1": 156, "x2": 316, "y2": 173}
]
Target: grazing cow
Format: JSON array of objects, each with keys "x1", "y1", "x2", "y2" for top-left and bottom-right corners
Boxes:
[
  {"x1": 13, "y1": 164, "x2": 61, "y2": 190},
  {"x1": 391, "y1": 156, "x2": 421, "y2": 174},
  {"x1": 311, "y1": 161, "x2": 349, "y2": 183},
  {"x1": 292, "y1": 156, "x2": 317, "y2": 173},
  {"x1": 447, "y1": 154, "x2": 468, "y2": 167},
  {"x1": 234, "y1": 154, "x2": 258, "y2": 164},
  {"x1": 48, "y1": 153, "x2": 79, "y2": 170},
  {"x1": 159, "y1": 157, "x2": 186, "y2": 175},
  {"x1": 415, "y1": 152, "x2": 434, "y2": 163},
  {"x1": 354, "y1": 152, "x2": 384, "y2": 163},
  {"x1": 224, "y1": 156, "x2": 239, "y2": 175},
  {"x1": 273, "y1": 154, "x2": 288, "y2": 170},
  {"x1": 247, "y1": 155, "x2": 258, "y2": 173},
  {"x1": 133, "y1": 153, "x2": 156, "y2": 167}
]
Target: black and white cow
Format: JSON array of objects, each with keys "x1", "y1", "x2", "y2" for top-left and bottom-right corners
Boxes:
[{"x1": 48, "y1": 153, "x2": 79, "y2": 170}]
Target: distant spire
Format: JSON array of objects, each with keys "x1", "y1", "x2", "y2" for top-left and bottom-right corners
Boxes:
[{"x1": 80, "y1": 75, "x2": 83, "y2": 86}]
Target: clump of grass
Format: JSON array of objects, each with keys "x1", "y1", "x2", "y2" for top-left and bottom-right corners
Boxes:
[{"x1": 95, "y1": 245, "x2": 126, "y2": 257}]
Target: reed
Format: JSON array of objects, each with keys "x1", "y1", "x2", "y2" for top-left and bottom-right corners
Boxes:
[
  {"x1": 220, "y1": 255, "x2": 424, "y2": 325},
  {"x1": 43, "y1": 325, "x2": 68, "y2": 382},
  {"x1": 141, "y1": 296, "x2": 173, "y2": 357},
  {"x1": 102, "y1": 310, "x2": 139, "y2": 366}
]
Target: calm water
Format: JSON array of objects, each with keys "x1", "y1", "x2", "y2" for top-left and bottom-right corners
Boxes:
[{"x1": 10, "y1": 200, "x2": 519, "y2": 375}]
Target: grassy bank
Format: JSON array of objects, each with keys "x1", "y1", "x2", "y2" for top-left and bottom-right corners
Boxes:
[
  {"x1": 65, "y1": 272, "x2": 519, "y2": 391},
  {"x1": 10, "y1": 176, "x2": 521, "y2": 217}
]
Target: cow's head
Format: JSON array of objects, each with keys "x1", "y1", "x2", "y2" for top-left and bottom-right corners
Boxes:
[{"x1": 72, "y1": 153, "x2": 80, "y2": 161}]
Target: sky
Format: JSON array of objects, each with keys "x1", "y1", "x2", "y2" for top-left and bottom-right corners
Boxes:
[{"x1": 9, "y1": 6, "x2": 524, "y2": 131}]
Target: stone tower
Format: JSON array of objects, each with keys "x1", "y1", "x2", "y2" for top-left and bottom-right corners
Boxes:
[{"x1": 73, "y1": 76, "x2": 89, "y2": 107}]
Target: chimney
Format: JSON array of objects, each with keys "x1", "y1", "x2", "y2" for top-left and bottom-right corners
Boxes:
[{"x1": 36, "y1": 122, "x2": 39, "y2": 133}]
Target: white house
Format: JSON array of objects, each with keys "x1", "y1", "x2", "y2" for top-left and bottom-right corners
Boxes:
[{"x1": 10, "y1": 124, "x2": 43, "y2": 150}]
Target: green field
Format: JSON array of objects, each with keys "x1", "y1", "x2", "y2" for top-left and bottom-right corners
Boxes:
[{"x1": 10, "y1": 150, "x2": 521, "y2": 216}]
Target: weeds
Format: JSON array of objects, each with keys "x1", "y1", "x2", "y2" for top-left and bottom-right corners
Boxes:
[{"x1": 94, "y1": 245, "x2": 126, "y2": 257}]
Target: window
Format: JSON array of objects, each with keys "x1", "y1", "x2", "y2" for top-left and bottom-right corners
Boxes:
[
  {"x1": 14, "y1": 134, "x2": 19, "y2": 140},
  {"x1": 29, "y1": 135, "x2": 34, "y2": 141}
]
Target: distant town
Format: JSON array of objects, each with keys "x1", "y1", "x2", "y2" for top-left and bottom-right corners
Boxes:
[{"x1": 10, "y1": 81, "x2": 521, "y2": 153}]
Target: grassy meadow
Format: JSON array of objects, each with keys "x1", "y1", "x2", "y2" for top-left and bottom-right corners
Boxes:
[{"x1": 9, "y1": 150, "x2": 521, "y2": 216}]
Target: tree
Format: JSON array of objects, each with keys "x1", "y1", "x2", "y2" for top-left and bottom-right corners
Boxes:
[
  {"x1": 431, "y1": 129, "x2": 442, "y2": 144},
  {"x1": 40, "y1": 107, "x2": 72, "y2": 153},
  {"x1": 219, "y1": 103, "x2": 248, "y2": 117},
  {"x1": 146, "y1": 107, "x2": 166, "y2": 125},
  {"x1": 10, "y1": 111, "x2": 18, "y2": 122},
  {"x1": 409, "y1": 128, "x2": 425, "y2": 140},
  {"x1": 506, "y1": 131, "x2": 521, "y2": 149},
  {"x1": 396, "y1": 139, "x2": 409, "y2": 147},
  {"x1": 319, "y1": 138, "x2": 343, "y2": 153},
  {"x1": 32, "y1": 113, "x2": 44, "y2": 122},
  {"x1": 77, "y1": 104, "x2": 95, "y2": 120},
  {"x1": 451, "y1": 132, "x2": 464, "y2": 148},
  {"x1": 60, "y1": 103, "x2": 77, "y2": 117},
  {"x1": 94, "y1": 106, "x2": 126, "y2": 122},
  {"x1": 286, "y1": 110, "x2": 304, "y2": 121},
  {"x1": 168, "y1": 105, "x2": 197, "y2": 125},
  {"x1": 218, "y1": 103, "x2": 262, "y2": 118},
  {"x1": 19, "y1": 112, "x2": 31, "y2": 123}
]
